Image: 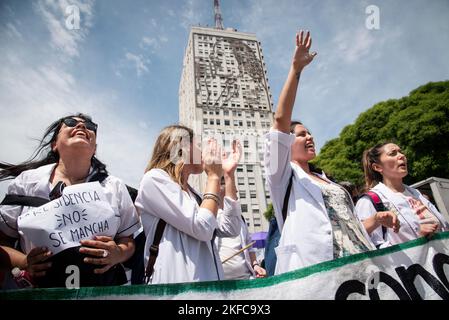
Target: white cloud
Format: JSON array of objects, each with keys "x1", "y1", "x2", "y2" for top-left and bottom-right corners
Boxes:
[
  {"x1": 180, "y1": 0, "x2": 207, "y2": 29},
  {"x1": 33, "y1": 0, "x2": 95, "y2": 59},
  {"x1": 125, "y1": 52, "x2": 150, "y2": 76},
  {"x1": 5, "y1": 23, "x2": 23, "y2": 40},
  {"x1": 0, "y1": 29, "x2": 156, "y2": 198},
  {"x1": 333, "y1": 29, "x2": 375, "y2": 63},
  {"x1": 139, "y1": 35, "x2": 169, "y2": 52},
  {"x1": 140, "y1": 36, "x2": 158, "y2": 50}
]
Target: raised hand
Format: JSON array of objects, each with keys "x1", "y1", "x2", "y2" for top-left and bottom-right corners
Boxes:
[
  {"x1": 221, "y1": 140, "x2": 242, "y2": 176},
  {"x1": 292, "y1": 30, "x2": 317, "y2": 73},
  {"x1": 202, "y1": 138, "x2": 223, "y2": 179}
]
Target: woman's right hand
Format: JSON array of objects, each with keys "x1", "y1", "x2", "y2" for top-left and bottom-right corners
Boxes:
[
  {"x1": 202, "y1": 138, "x2": 223, "y2": 179},
  {"x1": 292, "y1": 30, "x2": 317, "y2": 73},
  {"x1": 26, "y1": 247, "x2": 52, "y2": 278},
  {"x1": 375, "y1": 211, "x2": 401, "y2": 233}
]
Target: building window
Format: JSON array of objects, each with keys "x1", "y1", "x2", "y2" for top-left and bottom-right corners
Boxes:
[
  {"x1": 216, "y1": 119, "x2": 220, "y2": 125},
  {"x1": 209, "y1": 119, "x2": 214, "y2": 125},
  {"x1": 248, "y1": 177, "x2": 255, "y2": 185},
  {"x1": 247, "y1": 165, "x2": 253, "y2": 172},
  {"x1": 203, "y1": 119, "x2": 207, "y2": 125},
  {"x1": 250, "y1": 191, "x2": 256, "y2": 199},
  {"x1": 225, "y1": 120, "x2": 230, "y2": 126},
  {"x1": 224, "y1": 110, "x2": 229, "y2": 116},
  {"x1": 238, "y1": 177, "x2": 245, "y2": 185},
  {"x1": 239, "y1": 191, "x2": 246, "y2": 199},
  {"x1": 241, "y1": 204, "x2": 248, "y2": 212}
]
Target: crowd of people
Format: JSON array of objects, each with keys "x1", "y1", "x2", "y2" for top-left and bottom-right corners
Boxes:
[{"x1": 0, "y1": 30, "x2": 447, "y2": 289}]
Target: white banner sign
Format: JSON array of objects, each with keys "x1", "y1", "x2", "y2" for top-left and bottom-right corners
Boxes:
[
  {"x1": 17, "y1": 182, "x2": 118, "y2": 254},
  {"x1": 3, "y1": 233, "x2": 449, "y2": 300}
]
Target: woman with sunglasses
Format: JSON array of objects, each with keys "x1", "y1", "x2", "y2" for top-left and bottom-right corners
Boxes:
[
  {"x1": 264, "y1": 31, "x2": 375, "y2": 275},
  {"x1": 355, "y1": 142, "x2": 449, "y2": 248},
  {"x1": 0, "y1": 113, "x2": 141, "y2": 288}
]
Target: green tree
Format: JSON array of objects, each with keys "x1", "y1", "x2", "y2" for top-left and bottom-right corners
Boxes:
[
  {"x1": 263, "y1": 202, "x2": 274, "y2": 222},
  {"x1": 313, "y1": 81, "x2": 449, "y2": 188}
]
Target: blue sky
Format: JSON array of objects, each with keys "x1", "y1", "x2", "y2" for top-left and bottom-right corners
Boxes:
[{"x1": 1, "y1": 0, "x2": 449, "y2": 196}]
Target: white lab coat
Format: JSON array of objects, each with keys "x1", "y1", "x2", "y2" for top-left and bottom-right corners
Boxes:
[
  {"x1": 135, "y1": 169, "x2": 241, "y2": 284},
  {"x1": 264, "y1": 129, "x2": 375, "y2": 275},
  {"x1": 355, "y1": 182, "x2": 449, "y2": 247}
]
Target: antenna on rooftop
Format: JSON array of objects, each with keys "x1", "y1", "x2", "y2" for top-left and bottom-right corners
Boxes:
[{"x1": 214, "y1": 0, "x2": 224, "y2": 29}]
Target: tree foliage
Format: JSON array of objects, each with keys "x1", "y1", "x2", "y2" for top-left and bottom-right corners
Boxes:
[
  {"x1": 313, "y1": 81, "x2": 449, "y2": 188},
  {"x1": 263, "y1": 202, "x2": 274, "y2": 222}
]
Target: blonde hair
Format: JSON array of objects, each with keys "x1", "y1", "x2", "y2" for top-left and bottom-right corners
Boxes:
[
  {"x1": 362, "y1": 142, "x2": 393, "y2": 191},
  {"x1": 146, "y1": 125, "x2": 194, "y2": 186}
]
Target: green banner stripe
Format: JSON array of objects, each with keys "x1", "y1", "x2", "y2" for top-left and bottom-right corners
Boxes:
[{"x1": 2, "y1": 231, "x2": 448, "y2": 300}]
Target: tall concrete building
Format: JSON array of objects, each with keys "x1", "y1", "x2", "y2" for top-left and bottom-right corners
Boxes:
[{"x1": 179, "y1": 4, "x2": 274, "y2": 233}]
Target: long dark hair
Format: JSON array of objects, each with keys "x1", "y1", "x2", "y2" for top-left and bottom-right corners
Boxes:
[{"x1": 0, "y1": 113, "x2": 107, "y2": 181}]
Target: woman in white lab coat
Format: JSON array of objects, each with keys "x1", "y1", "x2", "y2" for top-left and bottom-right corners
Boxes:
[
  {"x1": 0, "y1": 113, "x2": 140, "y2": 288},
  {"x1": 355, "y1": 142, "x2": 449, "y2": 248},
  {"x1": 135, "y1": 125, "x2": 241, "y2": 284},
  {"x1": 264, "y1": 31, "x2": 375, "y2": 275}
]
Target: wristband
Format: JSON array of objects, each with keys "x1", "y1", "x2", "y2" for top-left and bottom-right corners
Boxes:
[
  {"x1": 203, "y1": 194, "x2": 220, "y2": 206},
  {"x1": 203, "y1": 193, "x2": 221, "y2": 205}
]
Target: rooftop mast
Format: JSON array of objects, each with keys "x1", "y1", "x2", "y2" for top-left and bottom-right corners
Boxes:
[{"x1": 214, "y1": 0, "x2": 224, "y2": 29}]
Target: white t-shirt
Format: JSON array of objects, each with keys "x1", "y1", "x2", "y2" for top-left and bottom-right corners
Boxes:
[
  {"x1": 0, "y1": 163, "x2": 141, "y2": 254},
  {"x1": 355, "y1": 183, "x2": 447, "y2": 247},
  {"x1": 400, "y1": 189, "x2": 440, "y2": 227},
  {"x1": 217, "y1": 219, "x2": 255, "y2": 280}
]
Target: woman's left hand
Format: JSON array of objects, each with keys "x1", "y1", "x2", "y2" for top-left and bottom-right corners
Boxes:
[
  {"x1": 80, "y1": 236, "x2": 123, "y2": 274},
  {"x1": 419, "y1": 223, "x2": 439, "y2": 239},
  {"x1": 221, "y1": 140, "x2": 242, "y2": 175}
]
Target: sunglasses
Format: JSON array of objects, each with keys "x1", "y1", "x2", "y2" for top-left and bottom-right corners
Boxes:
[{"x1": 62, "y1": 118, "x2": 98, "y2": 133}]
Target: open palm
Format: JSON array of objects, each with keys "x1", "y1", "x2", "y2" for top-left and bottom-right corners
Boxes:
[
  {"x1": 292, "y1": 30, "x2": 317, "y2": 71},
  {"x1": 222, "y1": 140, "x2": 242, "y2": 175}
]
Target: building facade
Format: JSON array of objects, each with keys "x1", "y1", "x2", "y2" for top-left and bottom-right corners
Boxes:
[{"x1": 179, "y1": 26, "x2": 274, "y2": 233}]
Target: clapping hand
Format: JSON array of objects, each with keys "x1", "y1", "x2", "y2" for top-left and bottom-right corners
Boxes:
[{"x1": 221, "y1": 140, "x2": 242, "y2": 176}]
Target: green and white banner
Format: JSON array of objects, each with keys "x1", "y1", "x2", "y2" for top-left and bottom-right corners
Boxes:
[{"x1": 2, "y1": 232, "x2": 449, "y2": 300}]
